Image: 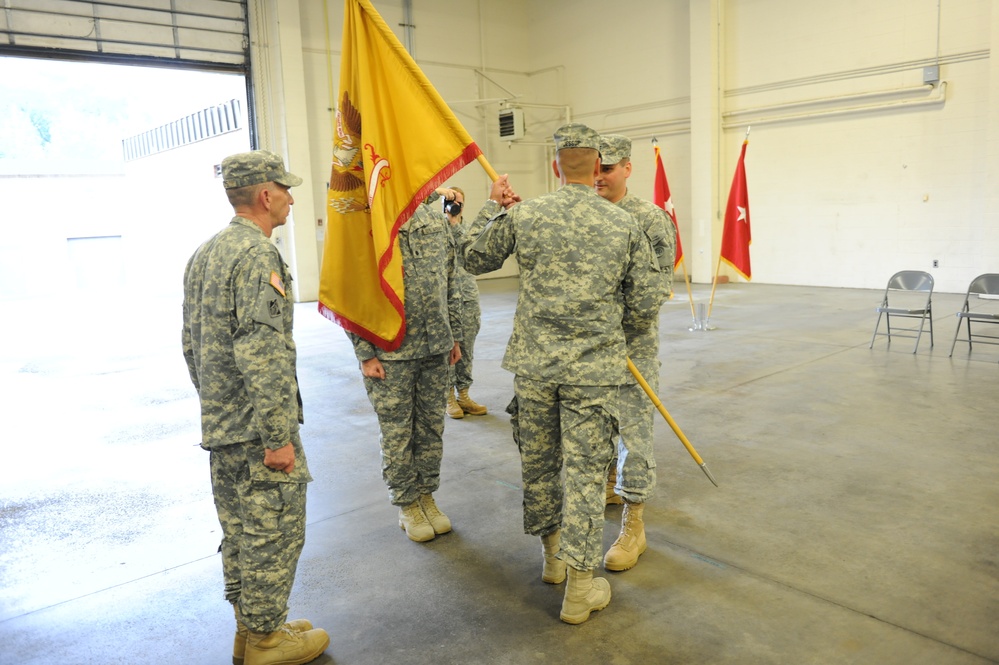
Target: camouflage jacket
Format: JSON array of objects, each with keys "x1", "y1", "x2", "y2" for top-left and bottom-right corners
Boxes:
[
  {"x1": 349, "y1": 193, "x2": 462, "y2": 361},
  {"x1": 182, "y1": 216, "x2": 304, "y2": 453},
  {"x1": 617, "y1": 192, "x2": 676, "y2": 359},
  {"x1": 446, "y1": 216, "x2": 480, "y2": 303},
  {"x1": 465, "y1": 183, "x2": 665, "y2": 385}
]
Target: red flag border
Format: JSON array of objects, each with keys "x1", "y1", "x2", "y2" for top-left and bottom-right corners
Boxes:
[{"x1": 318, "y1": 143, "x2": 482, "y2": 351}]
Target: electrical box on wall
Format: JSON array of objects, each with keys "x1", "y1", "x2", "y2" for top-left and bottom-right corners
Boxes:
[{"x1": 498, "y1": 108, "x2": 525, "y2": 141}]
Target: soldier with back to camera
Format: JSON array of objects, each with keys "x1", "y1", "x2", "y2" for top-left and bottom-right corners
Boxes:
[{"x1": 464, "y1": 124, "x2": 665, "y2": 624}]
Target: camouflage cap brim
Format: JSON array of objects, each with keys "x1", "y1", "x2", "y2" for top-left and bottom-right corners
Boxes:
[{"x1": 222, "y1": 150, "x2": 303, "y2": 189}]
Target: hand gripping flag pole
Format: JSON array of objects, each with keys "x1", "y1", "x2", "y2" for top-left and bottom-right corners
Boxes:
[
  {"x1": 628, "y1": 358, "x2": 718, "y2": 487},
  {"x1": 476, "y1": 157, "x2": 716, "y2": 486},
  {"x1": 474, "y1": 159, "x2": 716, "y2": 487},
  {"x1": 477, "y1": 156, "x2": 717, "y2": 486}
]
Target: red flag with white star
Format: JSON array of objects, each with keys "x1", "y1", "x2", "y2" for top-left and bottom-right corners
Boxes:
[
  {"x1": 653, "y1": 144, "x2": 683, "y2": 269},
  {"x1": 720, "y1": 140, "x2": 751, "y2": 280}
]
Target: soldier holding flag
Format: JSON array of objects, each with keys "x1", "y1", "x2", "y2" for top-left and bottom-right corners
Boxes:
[{"x1": 465, "y1": 124, "x2": 666, "y2": 624}]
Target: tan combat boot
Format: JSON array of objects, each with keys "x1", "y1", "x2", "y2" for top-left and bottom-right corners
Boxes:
[
  {"x1": 605, "y1": 463, "x2": 623, "y2": 505},
  {"x1": 417, "y1": 493, "x2": 452, "y2": 534},
  {"x1": 603, "y1": 501, "x2": 647, "y2": 571},
  {"x1": 398, "y1": 500, "x2": 435, "y2": 542},
  {"x1": 541, "y1": 529, "x2": 566, "y2": 584},
  {"x1": 233, "y1": 607, "x2": 314, "y2": 665},
  {"x1": 456, "y1": 388, "x2": 487, "y2": 415},
  {"x1": 244, "y1": 624, "x2": 329, "y2": 665},
  {"x1": 446, "y1": 389, "x2": 464, "y2": 419},
  {"x1": 559, "y1": 566, "x2": 611, "y2": 625}
]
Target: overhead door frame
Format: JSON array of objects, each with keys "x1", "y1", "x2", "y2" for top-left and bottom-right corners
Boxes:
[
  {"x1": 0, "y1": 0, "x2": 249, "y2": 71},
  {"x1": 0, "y1": 0, "x2": 255, "y2": 148}
]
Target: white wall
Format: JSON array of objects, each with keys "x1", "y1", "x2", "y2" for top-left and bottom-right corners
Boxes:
[
  {"x1": 287, "y1": 0, "x2": 998, "y2": 295},
  {"x1": 717, "y1": 0, "x2": 995, "y2": 292}
]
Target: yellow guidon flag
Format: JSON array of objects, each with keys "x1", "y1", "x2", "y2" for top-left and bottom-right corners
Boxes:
[{"x1": 319, "y1": 0, "x2": 482, "y2": 351}]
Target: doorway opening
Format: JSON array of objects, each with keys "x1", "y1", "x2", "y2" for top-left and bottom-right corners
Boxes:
[
  {"x1": 1, "y1": 56, "x2": 251, "y2": 362},
  {"x1": 0, "y1": 56, "x2": 251, "y2": 304}
]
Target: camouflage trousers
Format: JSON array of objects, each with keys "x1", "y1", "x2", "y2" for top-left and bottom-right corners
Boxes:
[
  {"x1": 511, "y1": 376, "x2": 619, "y2": 571},
  {"x1": 611, "y1": 356, "x2": 659, "y2": 503},
  {"x1": 449, "y1": 297, "x2": 481, "y2": 391},
  {"x1": 364, "y1": 353, "x2": 448, "y2": 506},
  {"x1": 210, "y1": 438, "x2": 307, "y2": 634}
]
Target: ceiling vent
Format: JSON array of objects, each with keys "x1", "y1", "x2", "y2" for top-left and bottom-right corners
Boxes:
[{"x1": 498, "y1": 108, "x2": 525, "y2": 141}]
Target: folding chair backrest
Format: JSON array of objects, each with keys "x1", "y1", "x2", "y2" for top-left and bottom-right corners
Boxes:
[
  {"x1": 967, "y1": 273, "x2": 999, "y2": 299},
  {"x1": 888, "y1": 270, "x2": 933, "y2": 293}
]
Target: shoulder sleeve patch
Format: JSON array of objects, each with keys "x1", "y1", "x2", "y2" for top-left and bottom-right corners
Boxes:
[{"x1": 269, "y1": 271, "x2": 286, "y2": 297}]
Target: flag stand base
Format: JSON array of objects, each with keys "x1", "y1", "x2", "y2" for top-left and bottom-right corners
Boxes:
[{"x1": 688, "y1": 303, "x2": 716, "y2": 331}]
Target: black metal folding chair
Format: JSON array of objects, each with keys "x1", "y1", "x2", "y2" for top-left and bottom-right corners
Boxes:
[{"x1": 869, "y1": 270, "x2": 934, "y2": 353}]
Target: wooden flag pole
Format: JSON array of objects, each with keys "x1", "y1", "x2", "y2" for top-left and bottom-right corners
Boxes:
[
  {"x1": 627, "y1": 358, "x2": 718, "y2": 487},
  {"x1": 678, "y1": 258, "x2": 696, "y2": 321},
  {"x1": 707, "y1": 258, "x2": 723, "y2": 319},
  {"x1": 476, "y1": 154, "x2": 500, "y2": 182}
]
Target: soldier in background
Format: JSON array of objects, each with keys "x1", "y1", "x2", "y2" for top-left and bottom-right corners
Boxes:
[
  {"x1": 595, "y1": 134, "x2": 676, "y2": 572},
  {"x1": 464, "y1": 124, "x2": 665, "y2": 624},
  {"x1": 443, "y1": 185, "x2": 489, "y2": 419},
  {"x1": 182, "y1": 150, "x2": 329, "y2": 665},
  {"x1": 348, "y1": 187, "x2": 462, "y2": 543}
]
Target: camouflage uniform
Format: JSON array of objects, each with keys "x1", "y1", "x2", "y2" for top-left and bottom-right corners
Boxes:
[
  {"x1": 465, "y1": 164, "x2": 665, "y2": 570},
  {"x1": 446, "y1": 215, "x2": 481, "y2": 392},
  {"x1": 613, "y1": 191, "x2": 675, "y2": 503},
  {"x1": 349, "y1": 192, "x2": 461, "y2": 507},
  {"x1": 183, "y1": 212, "x2": 311, "y2": 635}
]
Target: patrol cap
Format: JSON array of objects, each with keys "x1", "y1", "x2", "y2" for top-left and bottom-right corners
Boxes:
[
  {"x1": 599, "y1": 134, "x2": 632, "y2": 165},
  {"x1": 552, "y1": 123, "x2": 601, "y2": 152},
  {"x1": 221, "y1": 150, "x2": 303, "y2": 189}
]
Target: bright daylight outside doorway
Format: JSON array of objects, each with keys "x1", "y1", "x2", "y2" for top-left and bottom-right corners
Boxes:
[
  {"x1": 0, "y1": 56, "x2": 251, "y2": 620},
  {"x1": 0, "y1": 56, "x2": 250, "y2": 303},
  {"x1": 1, "y1": 56, "x2": 250, "y2": 366}
]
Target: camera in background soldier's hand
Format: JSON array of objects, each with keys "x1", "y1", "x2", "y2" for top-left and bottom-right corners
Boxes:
[{"x1": 443, "y1": 199, "x2": 463, "y2": 216}]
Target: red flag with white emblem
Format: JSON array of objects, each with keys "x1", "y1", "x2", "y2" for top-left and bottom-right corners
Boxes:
[
  {"x1": 720, "y1": 140, "x2": 751, "y2": 280},
  {"x1": 653, "y1": 144, "x2": 683, "y2": 269}
]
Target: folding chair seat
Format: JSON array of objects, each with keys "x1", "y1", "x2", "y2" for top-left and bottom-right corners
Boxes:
[
  {"x1": 869, "y1": 270, "x2": 934, "y2": 353},
  {"x1": 948, "y1": 273, "x2": 999, "y2": 361}
]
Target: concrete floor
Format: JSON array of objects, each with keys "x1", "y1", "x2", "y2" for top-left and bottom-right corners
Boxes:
[{"x1": 2, "y1": 277, "x2": 997, "y2": 665}]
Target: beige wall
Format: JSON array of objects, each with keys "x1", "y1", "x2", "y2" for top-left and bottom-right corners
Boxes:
[{"x1": 271, "y1": 0, "x2": 998, "y2": 296}]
